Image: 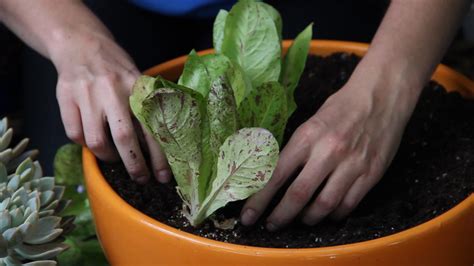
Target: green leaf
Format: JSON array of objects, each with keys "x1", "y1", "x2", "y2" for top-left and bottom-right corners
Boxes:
[
  {"x1": 53, "y1": 144, "x2": 83, "y2": 186},
  {"x1": 57, "y1": 237, "x2": 107, "y2": 266},
  {"x1": 280, "y1": 23, "x2": 313, "y2": 116},
  {"x1": 129, "y1": 75, "x2": 158, "y2": 125},
  {"x1": 178, "y1": 50, "x2": 211, "y2": 97},
  {"x1": 136, "y1": 85, "x2": 205, "y2": 210},
  {"x1": 200, "y1": 54, "x2": 252, "y2": 107},
  {"x1": 193, "y1": 128, "x2": 278, "y2": 225},
  {"x1": 238, "y1": 81, "x2": 288, "y2": 144},
  {"x1": 213, "y1": 10, "x2": 228, "y2": 53},
  {"x1": 257, "y1": 2, "x2": 282, "y2": 42},
  {"x1": 207, "y1": 76, "x2": 238, "y2": 157},
  {"x1": 221, "y1": 0, "x2": 281, "y2": 88}
]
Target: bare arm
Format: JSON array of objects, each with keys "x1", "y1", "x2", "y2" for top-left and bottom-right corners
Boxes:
[
  {"x1": 0, "y1": 0, "x2": 170, "y2": 183},
  {"x1": 242, "y1": 0, "x2": 470, "y2": 230}
]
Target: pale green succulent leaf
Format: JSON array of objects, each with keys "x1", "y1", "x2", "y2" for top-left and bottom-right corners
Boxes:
[
  {"x1": 11, "y1": 139, "x2": 29, "y2": 159},
  {"x1": 221, "y1": 0, "x2": 281, "y2": 88},
  {"x1": 52, "y1": 187, "x2": 65, "y2": 202},
  {"x1": 23, "y1": 261, "x2": 57, "y2": 266},
  {"x1": 194, "y1": 128, "x2": 278, "y2": 225},
  {"x1": 15, "y1": 158, "x2": 34, "y2": 176},
  {"x1": 238, "y1": 81, "x2": 288, "y2": 144},
  {"x1": 27, "y1": 196, "x2": 39, "y2": 212},
  {"x1": 0, "y1": 164, "x2": 6, "y2": 183},
  {"x1": 0, "y1": 211, "x2": 11, "y2": 234},
  {"x1": 38, "y1": 210, "x2": 55, "y2": 218},
  {"x1": 2, "y1": 227, "x2": 22, "y2": 246},
  {"x1": 0, "y1": 198, "x2": 10, "y2": 212},
  {"x1": 39, "y1": 191, "x2": 54, "y2": 207},
  {"x1": 0, "y1": 235, "x2": 7, "y2": 257},
  {"x1": 37, "y1": 178, "x2": 55, "y2": 192},
  {"x1": 11, "y1": 187, "x2": 28, "y2": 206},
  {"x1": 0, "y1": 149, "x2": 12, "y2": 165},
  {"x1": 24, "y1": 227, "x2": 63, "y2": 245},
  {"x1": 25, "y1": 211, "x2": 39, "y2": 225},
  {"x1": 3, "y1": 255, "x2": 22, "y2": 266},
  {"x1": 0, "y1": 129, "x2": 12, "y2": 151},
  {"x1": 8, "y1": 208, "x2": 22, "y2": 228},
  {"x1": 280, "y1": 23, "x2": 312, "y2": 115},
  {"x1": 14, "y1": 242, "x2": 68, "y2": 260},
  {"x1": 213, "y1": 9, "x2": 228, "y2": 53},
  {"x1": 0, "y1": 117, "x2": 7, "y2": 135},
  {"x1": 6, "y1": 150, "x2": 39, "y2": 173},
  {"x1": 7, "y1": 175, "x2": 20, "y2": 191}
]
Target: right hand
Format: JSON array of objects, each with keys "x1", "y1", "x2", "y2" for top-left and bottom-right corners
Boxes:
[{"x1": 53, "y1": 31, "x2": 170, "y2": 184}]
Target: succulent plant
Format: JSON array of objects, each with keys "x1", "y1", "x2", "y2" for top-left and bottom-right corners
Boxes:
[
  {"x1": 0, "y1": 118, "x2": 38, "y2": 173},
  {"x1": 0, "y1": 118, "x2": 73, "y2": 265}
]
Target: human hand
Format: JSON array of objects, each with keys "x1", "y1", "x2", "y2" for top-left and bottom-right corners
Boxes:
[
  {"x1": 240, "y1": 70, "x2": 420, "y2": 231},
  {"x1": 53, "y1": 32, "x2": 170, "y2": 184}
]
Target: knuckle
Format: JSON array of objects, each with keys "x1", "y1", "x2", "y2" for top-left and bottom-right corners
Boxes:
[
  {"x1": 86, "y1": 135, "x2": 107, "y2": 151},
  {"x1": 316, "y1": 194, "x2": 338, "y2": 212},
  {"x1": 114, "y1": 127, "x2": 133, "y2": 144},
  {"x1": 326, "y1": 132, "x2": 349, "y2": 156},
  {"x1": 102, "y1": 72, "x2": 121, "y2": 89},
  {"x1": 287, "y1": 183, "x2": 312, "y2": 205},
  {"x1": 66, "y1": 129, "x2": 84, "y2": 143},
  {"x1": 126, "y1": 160, "x2": 146, "y2": 177},
  {"x1": 295, "y1": 122, "x2": 318, "y2": 146}
]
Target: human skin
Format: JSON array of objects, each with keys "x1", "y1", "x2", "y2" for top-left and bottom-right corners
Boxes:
[
  {"x1": 0, "y1": 0, "x2": 171, "y2": 184},
  {"x1": 0, "y1": 0, "x2": 469, "y2": 230},
  {"x1": 241, "y1": 0, "x2": 470, "y2": 231}
]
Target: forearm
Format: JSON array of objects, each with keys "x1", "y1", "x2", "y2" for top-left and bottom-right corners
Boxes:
[
  {"x1": 348, "y1": 0, "x2": 469, "y2": 111},
  {"x1": 0, "y1": 0, "x2": 113, "y2": 65}
]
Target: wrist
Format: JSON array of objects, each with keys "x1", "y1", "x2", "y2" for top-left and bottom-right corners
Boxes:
[
  {"x1": 48, "y1": 24, "x2": 115, "y2": 70},
  {"x1": 339, "y1": 54, "x2": 426, "y2": 123}
]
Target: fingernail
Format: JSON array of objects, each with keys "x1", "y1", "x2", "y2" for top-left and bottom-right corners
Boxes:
[
  {"x1": 266, "y1": 222, "x2": 278, "y2": 232},
  {"x1": 241, "y1": 208, "x2": 256, "y2": 225},
  {"x1": 157, "y1": 169, "x2": 171, "y2": 183}
]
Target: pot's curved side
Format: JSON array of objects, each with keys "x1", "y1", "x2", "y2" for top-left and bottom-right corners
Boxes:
[{"x1": 84, "y1": 40, "x2": 474, "y2": 266}]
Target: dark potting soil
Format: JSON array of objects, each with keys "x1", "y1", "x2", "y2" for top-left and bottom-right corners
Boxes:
[{"x1": 100, "y1": 53, "x2": 474, "y2": 248}]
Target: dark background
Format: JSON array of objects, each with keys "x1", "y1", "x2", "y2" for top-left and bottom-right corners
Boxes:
[{"x1": 1, "y1": 0, "x2": 472, "y2": 174}]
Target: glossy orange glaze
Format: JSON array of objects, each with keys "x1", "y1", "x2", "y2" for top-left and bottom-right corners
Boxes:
[{"x1": 83, "y1": 40, "x2": 474, "y2": 266}]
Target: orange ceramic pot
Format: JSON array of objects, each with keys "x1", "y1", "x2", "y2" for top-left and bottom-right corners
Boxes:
[{"x1": 83, "y1": 40, "x2": 474, "y2": 266}]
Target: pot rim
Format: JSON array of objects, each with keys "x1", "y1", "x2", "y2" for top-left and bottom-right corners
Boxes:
[{"x1": 84, "y1": 39, "x2": 474, "y2": 255}]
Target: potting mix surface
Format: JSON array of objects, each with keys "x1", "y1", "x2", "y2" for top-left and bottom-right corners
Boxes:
[{"x1": 100, "y1": 53, "x2": 474, "y2": 248}]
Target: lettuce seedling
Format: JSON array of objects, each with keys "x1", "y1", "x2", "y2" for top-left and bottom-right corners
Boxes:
[{"x1": 130, "y1": 0, "x2": 312, "y2": 226}]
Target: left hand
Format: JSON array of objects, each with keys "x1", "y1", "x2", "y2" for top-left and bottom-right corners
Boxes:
[{"x1": 240, "y1": 71, "x2": 418, "y2": 231}]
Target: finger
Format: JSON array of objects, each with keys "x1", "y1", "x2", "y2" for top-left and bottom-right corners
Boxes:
[
  {"x1": 240, "y1": 133, "x2": 310, "y2": 226},
  {"x1": 141, "y1": 125, "x2": 171, "y2": 183},
  {"x1": 330, "y1": 172, "x2": 380, "y2": 220},
  {"x1": 81, "y1": 104, "x2": 119, "y2": 162},
  {"x1": 107, "y1": 110, "x2": 150, "y2": 184},
  {"x1": 265, "y1": 151, "x2": 337, "y2": 231},
  {"x1": 301, "y1": 158, "x2": 363, "y2": 225},
  {"x1": 58, "y1": 98, "x2": 85, "y2": 146}
]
